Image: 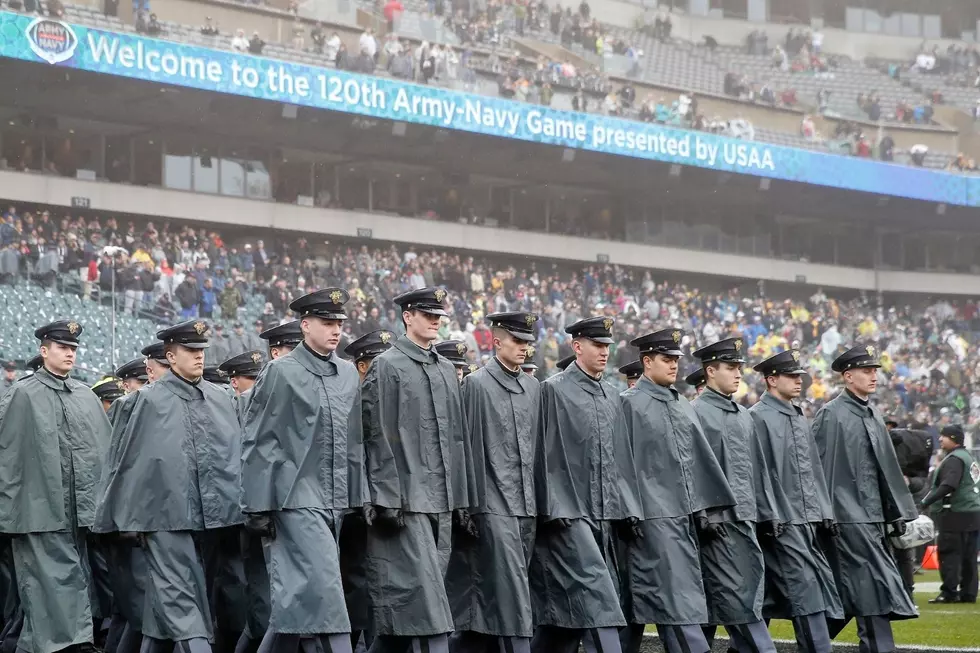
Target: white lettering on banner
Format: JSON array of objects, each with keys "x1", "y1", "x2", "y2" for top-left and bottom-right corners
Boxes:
[
  {"x1": 88, "y1": 33, "x2": 222, "y2": 82},
  {"x1": 81, "y1": 30, "x2": 778, "y2": 174}
]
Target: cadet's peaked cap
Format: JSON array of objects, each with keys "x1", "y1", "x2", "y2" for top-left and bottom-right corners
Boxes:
[
  {"x1": 693, "y1": 337, "x2": 746, "y2": 364},
  {"x1": 521, "y1": 360, "x2": 539, "y2": 372},
  {"x1": 753, "y1": 349, "x2": 807, "y2": 376},
  {"x1": 393, "y1": 287, "x2": 450, "y2": 317},
  {"x1": 631, "y1": 328, "x2": 684, "y2": 357},
  {"x1": 565, "y1": 316, "x2": 615, "y2": 345},
  {"x1": 157, "y1": 320, "x2": 211, "y2": 349},
  {"x1": 141, "y1": 341, "x2": 169, "y2": 364},
  {"x1": 435, "y1": 340, "x2": 468, "y2": 367},
  {"x1": 831, "y1": 344, "x2": 882, "y2": 373},
  {"x1": 259, "y1": 321, "x2": 303, "y2": 349},
  {"x1": 218, "y1": 350, "x2": 265, "y2": 378},
  {"x1": 203, "y1": 365, "x2": 230, "y2": 384},
  {"x1": 618, "y1": 359, "x2": 643, "y2": 380},
  {"x1": 344, "y1": 330, "x2": 394, "y2": 362},
  {"x1": 289, "y1": 288, "x2": 350, "y2": 320},
  {"x1": 91, "y1": 377, "x2": 126, "y2": 403},
  {"x1": 556, "y1": 355, "x2": 576, "y2": 371},
  {"x1": 35, "y1": 319, "x2": 83, "y2": 347},
  {"x1": 115, "y1": 358, "x2": 148, "y2": 382},
  {"x1": 463, "y1": 363, "x2": 480, "y2": 378},
  {"x1": 26, "y1": 354, "x2": 43, "y2": 372},
  {"x1": 684, "y1": 368, "x2": 707, "y2": 388},
  {"x1": 487, "y1": 311, "x2": 539, "y2": 342}
]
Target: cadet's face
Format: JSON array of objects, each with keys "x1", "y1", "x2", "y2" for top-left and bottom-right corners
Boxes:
[
  {"x1": 101, "y1": 400, "x2": 114, "y2": 412},
  {"x1": 304, "y1": 317, "x2": 343, "y2": 354},
  {"x1": 122, "y1": 378, "x2": 144, "y2": 393},
  {"x1": 145, "y1": 359, "x2": 169, "y2": 382},
  {"x1": 167, "y1": 345, "x2": 205, "y2": 381},
  {"x1": 573, "y1": 338, "x2": 609, "y2": 377},
  {"x1": 695, "y1": 384, "x2": 705, "y2": 396},
  {"x1": 456, "y1": 367, "x2": 464, "y2": 384},
  {"x1": 270, "y1": 344, "x2": 293, "y2": 359},
  {"x1": 626, "y1": 377, "x2": 638, "y2": 389},
  {"x1": 494, "y1": 332, "x2": 527, "y2": 370},
  {"x1": 405, "y1": 310, "x2": 442, "y2": 344},
  {"x1": 41, "y1": 342, "x2": 76, "y2": 376},
  {"x1": 646, "y1": 353, "x2": 678, "y2": 386},
  {"x1": 769, "y1": 373, "x2": 802, "y2": 400},
  {"x1": 231, "y1": 376, "x2": 256, "y2": 395},
  {"x1": 845, "y1": 367, "x2": 878, "y2": 397},
  {"x1": 709, "y1": 361, "x2": 741, "y2": 396},
  {"x1": 356, "y1": 357, "x2": 374, "y2": 382}
]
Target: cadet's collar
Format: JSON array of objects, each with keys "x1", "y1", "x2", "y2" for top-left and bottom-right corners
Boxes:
[
  {"x1": 486, "y1": 356, "x2": 526, "y2": 394},
  {"x1": 293, "y1": 341, "x2": 338, "y2": 377},
  {"x1": 840, "y1": 389, "x2": 875, "y2": 418},
  {"x1": 393, "y1": 335, "x2": 440, "y2": 364},
  {"x1": 634, "y1": 374, "x2": 678, "y2": 401},
  {"x1": 760, "y1": 391, "x2": 801, "y2": 417},
  {"x1": 159, "y1": 370, "x2": 203, "y2": 400},
  {"x1": 701, "y1": 386, "x2": 739, "y2": 412},
  {"x1": 34, "y1": 366, "x2": 72, "y2": 392},
  {"x1": 565, "y1": 361, "x2": 607, "y2": 397}
]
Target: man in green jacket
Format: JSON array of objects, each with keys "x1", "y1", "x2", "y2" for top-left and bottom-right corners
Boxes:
[{"x1": 922, "y1": 424, "x2": 980, "y2": 604}]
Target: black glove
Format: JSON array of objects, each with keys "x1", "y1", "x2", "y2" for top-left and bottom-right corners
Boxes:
[
  {"x1": 117, "y1": 531, "x2": 147, "y2": 548},
  {"x1": 373, "y1": 507, "x2": 406, "y2": 535},
  {"x1": 758, "y1": 520, "x2": 785, "y2": 538},
  {"x1": 453, "y1": 509, "x2": 480, "y2": 540},
  {"x1": 817, "y1": 519, "x2": 840, "y2": 537},
  {"x1": 889, "y1": 520, "x2": 907, "y2": 537},
  {"x1": 361, "y1": 503, "x2": 378, "y2": 526},
  {"x1": 695, "y1": 513, "x2": 726, "y2": 543},
  {"x1": 618, "y1": 516, "x2": 644, "y2": 542},
  {"x1": 539, "y1": 516, "x2": 572, "y2": 532},
  {"x1": 244, "y1": 513, "x2": 276, "y2": 539}
]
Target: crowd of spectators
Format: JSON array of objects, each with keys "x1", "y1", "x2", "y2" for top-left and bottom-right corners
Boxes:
[{"x1": 2, "y1": 202, "x2": 980, "y2": 441}]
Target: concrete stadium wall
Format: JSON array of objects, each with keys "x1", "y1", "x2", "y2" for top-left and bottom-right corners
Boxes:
[{"x1": 5, "y1": 170, "x2": 980, "y2": 296}]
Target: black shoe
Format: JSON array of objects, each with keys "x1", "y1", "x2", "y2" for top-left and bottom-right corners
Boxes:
[
  {"x1": 928, "y1": 594, "x2": 959, "y2": 604},
  {"x1": 959, "y1": 597, "x2": 977, "y2": 604}
]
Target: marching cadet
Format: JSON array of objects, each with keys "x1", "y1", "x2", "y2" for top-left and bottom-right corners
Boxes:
[
  {"x1": 0, "y1": 320, "x2": 110, "y2": 653},
  {"x1": 748, "y1": 350, "x2": 841, "y2": 653},
  {"x1": 361, "y1": 287, "x2": 473, "y2": 653},
  {"x1": 812, "y1": 345, "x2": 918, "y2": 653},
  {"x1": 0, "y1": 362, "x2": 15, "y2": 398},
  {"x1": 555, "y1": 355, "x2": 574, "y2": 372},
  {"x1": 618, "y1": 329, "x2": 735, "y2": 653},
  {"x1": 617, "y1": 360, "x2": 642, "y2": 389},
  {"x1": 218, "y1": 351, "x2": 264, "y2": 399},
  {"x1": 92, "y1": 377, "x2": 126, "y2": 412},
  {"x1": 435, "y1": 340, "x2": 469, "y2": 383},
  {"x1": 242, "y1": 289, "x2": 365, "y2": 653},
  {"x1": 140, "y1": 342, "x2": 171, "y2": 383},
  {"x1": 446, "y1": 312, "x2": 540, "y2": 653},
  {"x1": 114, "y1": 359, "x2": 148, "y2": 394},
  {"x1": 25, "y1": 354, "x2": 43, "y2": 373},
  {"x1": 690, "y1": 339, "x2": 779, "y2": 653},
  {"x1": 341, "y1": 330, "x2": 394, "y2": 652},
  {"x1": 530, "y1": 316, "x2": 641, "y2": 653},
  {"x1": 95, "y1": 320, "x2": 245, "y2": 653},
  {"x1": 259, "y1": 321, "x2": 303, "y2": 360},
  {"x1": 203, "y1": 366, "x2": 231, "y2": 386},
  {"x1": 685, "y1": 368, "x2": 706, "y2": 395}
]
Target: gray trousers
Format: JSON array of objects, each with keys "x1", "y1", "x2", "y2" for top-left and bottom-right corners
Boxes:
[
  {"x1": 828, "y1": 615, "x2": 896, "y2": 653},
  {"x1": 702, "y1": 621, "x2": 776, "y2": 653},
  {"x1": 531, "y1": 626, "x2": 621, "y2": 653},
  {"x1": 367, "y1": 634, "x2": 449, "y2": 653},
  {"x1": 448, "y1": 632, "x2": 530, "y2": 653},
  {"x1": 788, "y1": 613, "x2": 832, "y2": 653},
  {"x1": 621, "y1": 623, "x2": 707, "y2": 653}
]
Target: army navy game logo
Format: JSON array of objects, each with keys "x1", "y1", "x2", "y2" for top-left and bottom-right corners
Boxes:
[{"x1": 26, "y1": 17, "x2": 78, "y2": 65}]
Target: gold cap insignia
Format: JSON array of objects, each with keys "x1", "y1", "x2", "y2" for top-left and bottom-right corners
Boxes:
[
  {"x1": 193, "y1": 321, "x2": 208, "y2": 335},
  {"x1": 468, "y1": 364, "x2": 478, "y2": 373},
  {"x1": 603, "y1": 318, "x2": 614, "y2": 331},
  {"x1": 792, "y1": 350, "x2": 801, "y2": 362},
  {"x1": 116, "y1": 380, "x2": 124, "y2": 390},
  {"x1": 672, "y1": 330, "x2": 681, "y2": 343},
  {"x1": 434, "y1": 289, "x2": 446, "y2": 302},
  {"x1": 866, "y1": 345, "x2": 876, "y2": 357},
  {"x1": 380, "y1": 331, "x2": 391, "y2": 344},
  {"x1": 251, "y1": 352, "x2": 262, "y2": 364},
  {"x1": 456, "y1": 342, "x2": 466, "y2": 355},
  {"x1": 329, "y1": 289, "x2": 343, "y2": 304},
  {"x1": 734, "y1": 340, "x2": 742, "y2": 351},
  {"x1": 526, "y1": 345, "x2": 536, "y2": 358},
  {"x1": 525, "y1": 314, "x2": 538, "y2": 327},
  {"x1": 67, "y1": 321, "x2": 80, "y2": 335}
]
